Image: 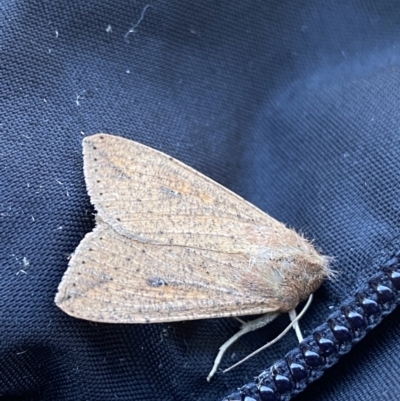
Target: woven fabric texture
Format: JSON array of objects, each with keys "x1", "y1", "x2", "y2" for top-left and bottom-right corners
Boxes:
[{"x1": 2, "y1": 1, "x2": 400, "y2": 400}]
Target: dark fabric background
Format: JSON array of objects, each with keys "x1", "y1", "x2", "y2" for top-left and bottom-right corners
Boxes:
[{"x1": 2, "y1": 1, "x2": 400, "y2": 400}]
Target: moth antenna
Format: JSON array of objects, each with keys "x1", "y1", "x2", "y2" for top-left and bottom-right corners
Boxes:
[
  {"x1": 207, "y1": 312, "x2": 280, "y2": 381},
  {"x1": 222, "y1": 294, "x2": 314, "y2": 374}
]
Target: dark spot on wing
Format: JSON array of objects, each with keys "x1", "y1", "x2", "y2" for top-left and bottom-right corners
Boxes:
[{"x1": 147, "y1": 277, "x2": 167, "y2": 287}]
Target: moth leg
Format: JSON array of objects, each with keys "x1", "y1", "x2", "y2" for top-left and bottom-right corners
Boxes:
[
  {"x1": 222, "y1": 294, "x2": 314, "y2": 375},
  {"x1": 206, "y1": 312, "x2": 280, "y2": 381},
  {"x1": 233, "y1": 316, "x2": 247, "y2": 325},
  {"x1": 288, "y1": 308, "x2": 304, "y2": 342}
]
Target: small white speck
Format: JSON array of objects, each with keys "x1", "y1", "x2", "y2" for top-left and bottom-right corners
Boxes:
[
  {"x1": 125, "y1": 4, "x2": 152, "y2": 42},
  {"x1": 16, "y1": 269, "x2": 27, "y2": 276},
  {"x1": 23, "y1": 257, "x2": 30, "y2": 267},
  {"x1": 55, "y1": 30, "x2": 59, "y2": 38},
  {"x1": 76, "y1": 91, "x2": 86, "y2": 106},
  {"x1": 106, "y1": 25, "x2": 112, "y2": 33}
]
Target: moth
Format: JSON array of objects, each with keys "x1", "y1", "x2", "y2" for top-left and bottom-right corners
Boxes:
[{"x1": 55, "y1": 134, "x2": 330, "y2": 378}]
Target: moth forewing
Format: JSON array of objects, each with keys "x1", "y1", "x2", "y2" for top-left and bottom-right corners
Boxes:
[
  {"x1": 56, "y1": 134, "x2": 330, "y2": 326},
  {"x1": 56, "y1": 219, "x2": 297, "y2": 323}
]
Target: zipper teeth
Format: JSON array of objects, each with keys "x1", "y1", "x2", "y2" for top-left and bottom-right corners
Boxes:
[{"x1": 222, "y1": 251, "x2": 400, "y2": 401}]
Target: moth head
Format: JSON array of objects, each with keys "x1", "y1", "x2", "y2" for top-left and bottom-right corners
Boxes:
[
  {"x1": 243, "y1": 242, "x2": 332, "y2": 312},
  {"x1": 277, "y1": 251, "x2": 332, "y2": 311}
]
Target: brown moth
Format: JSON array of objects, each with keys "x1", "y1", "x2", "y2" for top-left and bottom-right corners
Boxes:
[{"x1": 55, "y1": 134, "x2": 330, "y2": 374}]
